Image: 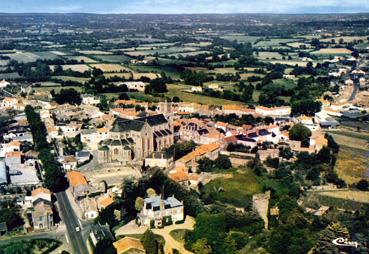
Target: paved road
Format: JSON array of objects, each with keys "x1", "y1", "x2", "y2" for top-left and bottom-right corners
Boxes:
[
  {"x1": 0, "y1": 230, "x2": 65, "y2": 245},
  {"x1": 56, "y1": 191, "x2": 89, "y2": 254},
  {"x1": 348, "y1": 81, "x2": 360, "y2": 101}
]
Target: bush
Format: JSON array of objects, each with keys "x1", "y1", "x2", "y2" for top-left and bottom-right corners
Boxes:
[
  {"x1": 289, "y1": 124, "x2": 312, "y2": 147},
  {"x1": 356, "y1": 179, "x2": 369, "y2": 191}
]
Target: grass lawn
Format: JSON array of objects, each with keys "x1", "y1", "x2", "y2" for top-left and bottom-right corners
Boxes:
[
  {"x1": 303, "y1": 191, "x2": 369, "y2": 210},
  {"x1": 273, "y1": 79, "x2": 296, "y2": 89},
  {"x1": 220, "y1": 35, "x2": 262, "y2": 44},
  {"x1": 170, "y1": 229, "x2": 189, "y2": 243},
  {"x1": 318, "y1": 190, "x2": 369, "y2": 204},
  {"x1": 34, "y1": 85, "x2": 83, "y2": 93},
  {"x1": 166, "y1": 84, "x2": 243, "y2": 105},
  {"x1": 326, "y1": 130, "x2": 369, "y2": 184},
  {"x1": 4, "y1": 51, "x2": 40, "y2": 63},
  {"x1": 128, "y1": 65, "x2": 182, "y2": 79},
  {"x1": 202, "y1": 167, "x2": 263, "y2": 207},
  {"x1": 128, "y1": 92, "x2": 159, "y2": 102},
  {"x1": 52, "y1": 76, "x2": 90, "y2": 83},
  {"x1": 255, "y1": 38, "x2": 298, "y2": 47},
  {"x1": 90, "y1": 54, "x2": 132, "y2": 63},
  {"x1": 257, "y1": 51, "x2": 283, "y2": 60}
]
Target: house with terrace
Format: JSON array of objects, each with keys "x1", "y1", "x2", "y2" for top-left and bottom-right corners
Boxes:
[{"x1": 137, "y1": 195, "x2": 184, "y2": 228}]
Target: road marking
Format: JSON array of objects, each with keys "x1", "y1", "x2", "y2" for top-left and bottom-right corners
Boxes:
[
  {"x1": 78, "y1": 219, "x2": 83, "y2": 230},
  {"x1": 65, "y1": 233, "x2": 69, "y2": 243}
]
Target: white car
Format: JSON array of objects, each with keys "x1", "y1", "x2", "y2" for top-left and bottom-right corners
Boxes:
[{"x1": 75, "y1": 226, "x2": 80, "y2": 232}]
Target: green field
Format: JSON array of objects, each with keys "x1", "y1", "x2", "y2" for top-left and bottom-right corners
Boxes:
[
  {"x1": 201, "y1": 168, "x2": 263, "y2": 207},
  {"x1": 256, "y1": 51, "x2": 284, "y2": 60},
  {"x1": 125, "y1": 46, "x2": 199, "y2": 57},
  {"x1": 34, "y1": 85, "x2": 83, "y2": 93},
  {"x1": 33, "y1": 51, "x2": 60, "y2": 60},
  {"x1": 51, "y1": 76, "x2": 90, "y2": 83},
  {"x1": 255, "y1": 38, "x2": 299, "y2": 47},
  {"x1": 90, "y1": 54, "x2": 132, "y2": 63},
  {"x1": 0, "y1": 72, "x2": 21, "y2": 79},
  {"x1": 220, "y1": 35, "x2": 262, "y2": 44},
  {"x1": 166, "y1": 83, "x2": 243, "y2": 105},
  {"x1": 128, "y1": 65, "x2": 181, "y2": 79},
  {"x1": 3, "y1": 51, "x2": 40, "y2": 63}
]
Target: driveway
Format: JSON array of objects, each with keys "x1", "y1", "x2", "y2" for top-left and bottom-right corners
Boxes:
[
  {"x1": 115, "y1": 216, "x2": 195, "y2": 254},
  {"x1": 152, "y1": 216, "x2": 195, "y2": 254}
]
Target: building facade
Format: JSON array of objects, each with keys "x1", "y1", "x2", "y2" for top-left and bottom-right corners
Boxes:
[
  {"x1": 138, "y1": 195, "x2": 184, "y2": 228},
  {"x1": 97, "y1": 114, "x2": 173, "y2": 165}
]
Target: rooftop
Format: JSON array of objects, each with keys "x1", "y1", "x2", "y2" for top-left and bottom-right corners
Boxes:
[
  {"x1": 67, "y1": 171, "x2": 88, "y2": 187},
  {"x1": 113, "y1": 237, "x2": 145, "y2": 254}
]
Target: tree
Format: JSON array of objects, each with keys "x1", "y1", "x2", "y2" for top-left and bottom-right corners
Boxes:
[
  {"x1": 240, "y1": 84, "x2": 254, "y2": 103},
  {"x1": 141, "y1": 230, "x2": 158, "y2": 254},
  {"x1": 198, "y1": 157, "x2": 214, "y2": 172},
  {"x1": 135, "y1": 197, "x2": 144, "y2": 211},
  {"x1": 54, "y1": 88, "x2": 82, "y2": 105},
  {"x1": 92, "y1": 68, "x2": 104, "y2": 77},
  {"x1": 317, "y1": 146, "x2": 331, "y2": 164},
  {"x1": 289, "y1": 124, "x2": 312, "y2": 147},
  {"x1": 146, "y1": 188, "x2": 157, "y2": 197},
  {"x1": 222, "y1": 234, "x2": 237, "y2": 254},
  {"x1": 94, "y1": 238, "x2": 115, "y2": 254},
  {"x1": 189, "y1": 212, "x2": 226, "y2": 250},
  {"x1": 149, "y1": 78, "x2": 168, "y2": 93},
  {"x1": 191, "y1": 238, "x2": 212, "y2": 254},
  {"x1": 214, "y1": 155, "x2": 232, "y2": 169},
  {"x1": 99, "y1": 95, "x2": 109, "y2": 111},
  {"x1": 291, "y1": 99, "x2": 321, "y2": 116},
  {"x1": 25, "y1": 106, "x2": 67, "y2": 192},
  {"x1": 172, "y1": 96, "x2": 181, "y2": 102},
  {"x1": 356, "y1": 179, "x2": 369, "y2": 191}
]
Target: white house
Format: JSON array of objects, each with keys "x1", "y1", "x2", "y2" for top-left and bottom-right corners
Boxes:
[
  {"x1": 191, "y1": 86, "x2": 203, "y2": 93},
  {"x1": 255, "y1": 106, "x2": 291, "y2": 117},
  {"x1": 82, "y1": 94, "x2": 100, "y2": 105},
  {"x1": 58, "y1": 123, "x2": 81, "y2": 138},
  {"x1": 138, "y1": 195, "x2": 184, "y2": 228},
  {"x1": 0, "y1": 80, "x2": 10, "y2": 89},
  {"x1": 82, "y1": 198, "x2": 98, "y2": 220},
  {"x1": 120, "y1": 81, "x2": 147, "y2": 92},
  {"x1": 80, "y1": 127, "x2": 108, "y2": 150},
  {"x1": 207, "y1": 83, "x2": 223, "y2": 92},
  {"x1": 60, "y1": 155, "x2": 78, "y2": 171},
  {"x1": 1, "y1": 97, "x2": 18, "y2": 109}
]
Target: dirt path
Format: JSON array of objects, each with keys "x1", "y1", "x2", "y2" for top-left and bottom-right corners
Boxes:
[{"x1": 152, "y1": 216, "x2": 195, "y2": 254}]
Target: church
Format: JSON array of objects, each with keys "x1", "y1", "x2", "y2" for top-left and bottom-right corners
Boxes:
[{"x1": 97, "y1": 114, "x2": 173, "y2": 165}]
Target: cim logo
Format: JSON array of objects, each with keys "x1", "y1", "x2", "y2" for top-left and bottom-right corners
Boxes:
[{"x1": 332, "y1": 238, "x2": 359, "y2": 248}]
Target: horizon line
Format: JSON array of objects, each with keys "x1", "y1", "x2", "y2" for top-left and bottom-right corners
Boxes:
[{"x1": 0, "y1": 11, "x2": 369, "y2": 15}]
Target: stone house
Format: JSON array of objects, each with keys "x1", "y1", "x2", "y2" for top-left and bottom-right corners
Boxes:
[
  {"x1": 67, "y1": 171, "x2": 90, "y2": 200},
  {"x1": 138, "y1": 195, "x2": 184, "y2": 228},
  {"x1": 30, "y1": 187, "x2": 53, "y2": 230}
]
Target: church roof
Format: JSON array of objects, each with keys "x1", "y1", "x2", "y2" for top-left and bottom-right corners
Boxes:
[{"x1": 111, "y1": 114, "x2": 167, "y2": 133}]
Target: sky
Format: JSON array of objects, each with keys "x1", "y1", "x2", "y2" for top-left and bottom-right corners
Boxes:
[{"x1": 0, "y1": 0, "x2": 368, "y2": 14}]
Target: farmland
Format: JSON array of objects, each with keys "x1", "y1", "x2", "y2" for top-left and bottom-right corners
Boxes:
[
  {"x1": 327, "y1": 130, "x2": 369, "y2": 184},
  {"x1": 166, "y1": 83, "x2": 243, "y2": 105},
  {"x1": 50, "y1": 64, "x2": 91, "y2": 72},
  {"x1": 66, "y1": 56, "x2": 97, "y2": 63},
  {"x1": 311, "y1": 48, "x2": 353, "y2": 55},
  {"x1": 89, "y1": 63, "x2": 130, "y2": 72},
  {"x1": 0, "y1": 12, "x2": 369, "y2": 254}
]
